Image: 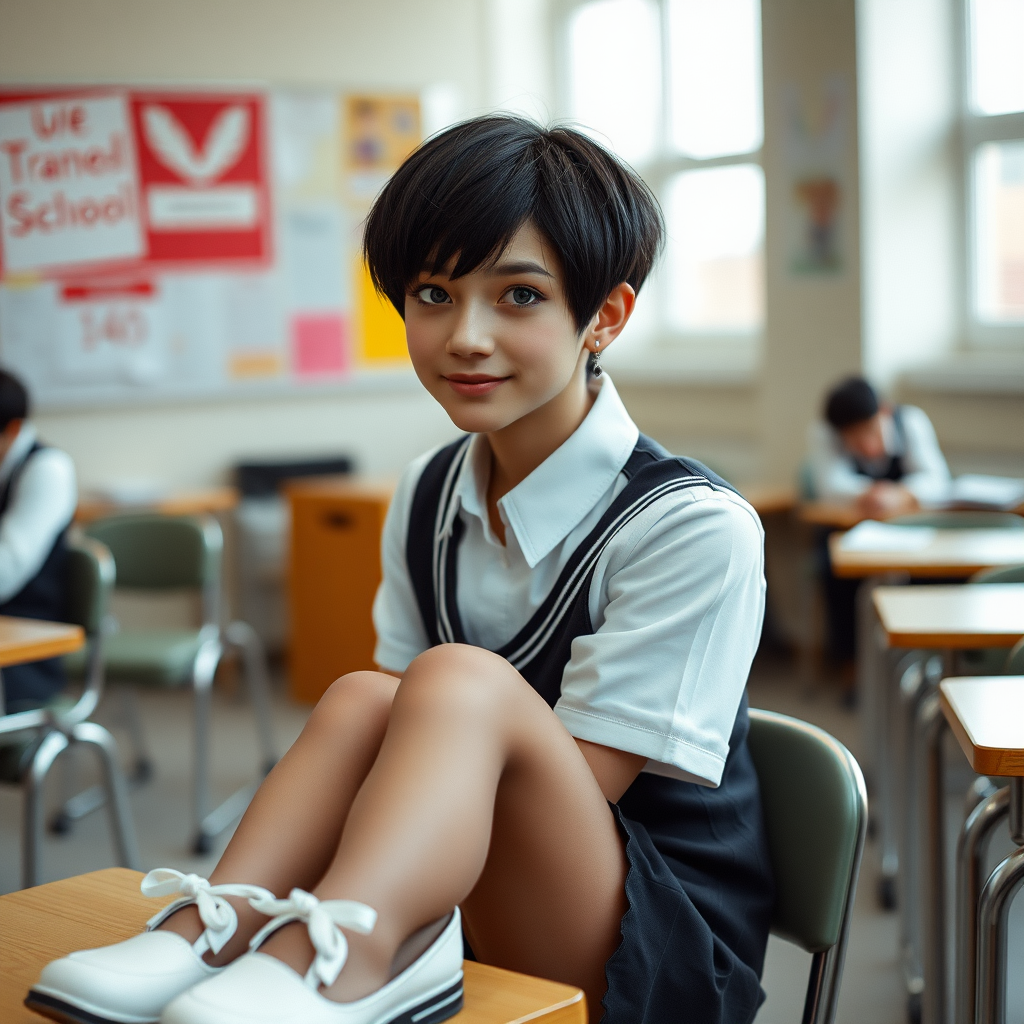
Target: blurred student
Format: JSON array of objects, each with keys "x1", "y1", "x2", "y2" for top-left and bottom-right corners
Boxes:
[
  {"x1": 808, "y1": 377, "x2": 950, "y2": 680},
  {"x1": 0, "y1": 369, "x2": 77, "y2": 713},
  {"x1": 808, "y1": 376, "x2": 950, "y2": 515}
]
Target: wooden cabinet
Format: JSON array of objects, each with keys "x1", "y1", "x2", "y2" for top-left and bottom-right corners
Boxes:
[{"x1": 286, "y1": 477, "x2": 394, "y2": 704}]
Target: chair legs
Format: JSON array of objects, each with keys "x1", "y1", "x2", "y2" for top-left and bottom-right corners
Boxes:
[
  {"x1": 21, "y1": 721, "x2": 140, "y2": 890},
  {"x1": 224, "y1": 620, "x2": 278, "y2": 776}
]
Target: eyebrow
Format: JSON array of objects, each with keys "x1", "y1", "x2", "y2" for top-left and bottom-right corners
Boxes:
[{"x1": 486, "y1": 259, "x2": 554, "y2": 279}]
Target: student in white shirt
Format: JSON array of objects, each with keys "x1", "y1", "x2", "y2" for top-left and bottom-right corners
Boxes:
[
  {"x1": 808, "y1": 376, "x2": 951, "y2": 669},
  {"x1": 807, "y1": 376, "x2": 950, "y2": 514},
  {"x1": 31, "y1": 118, "x2": 771, "y2": 1024},
  {"x1": 0, "y1": 370, "x2": 77, "y2": 713}
]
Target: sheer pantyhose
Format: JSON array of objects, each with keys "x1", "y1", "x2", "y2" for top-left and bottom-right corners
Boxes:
[{"x1": 159, "y1": 643, "x2": 630, "y2": 1022}]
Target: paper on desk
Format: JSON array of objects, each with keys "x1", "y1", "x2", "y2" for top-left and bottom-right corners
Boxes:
[
  {"x1": 838, "y1": 520, "x2": 937, "y2": 552},
  {"x1": 947, "y1": 475, "x2": 1024, "y2": 510}
]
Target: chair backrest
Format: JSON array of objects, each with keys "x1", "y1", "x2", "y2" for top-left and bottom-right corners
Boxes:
[
  {"x1": 889, "y1": 511, "x2": 1024, "y2": 530},
  {"x1": 84, "y1": 514, "x2": 223, "y2": 624},
  {"x1": 1005, "y1": 638, "x2": 1024, "y2": 674},
  {"x1": 747, "y1": 708, "x2": 867, "y2": 1024},
  {"x1": 65, "y1": 536, "x2": 116, "y2": 637}
]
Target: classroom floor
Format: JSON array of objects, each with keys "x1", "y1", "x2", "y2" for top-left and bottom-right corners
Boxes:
[{"x1": 0, "y1": 654, "x2": 1020, "y2": 1023}]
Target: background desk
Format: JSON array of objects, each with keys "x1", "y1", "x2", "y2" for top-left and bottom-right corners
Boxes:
[
  {"x1": 829, "y1": 529, "x2": 1024, "y2": 579},
  {"x1": 75, "y1": 487, "x2": 239, "y2": 525},
  {"x1": 0, "y1": 869, "x2": 585, "y2": 1024}
]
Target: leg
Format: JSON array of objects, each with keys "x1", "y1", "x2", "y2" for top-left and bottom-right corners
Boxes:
[
  {"x1": 160, "y1": 669, "x2": 399, "y2": 962},
  {"x1": 262, "y1": 645, "x2": 627, "y2": 1023}
]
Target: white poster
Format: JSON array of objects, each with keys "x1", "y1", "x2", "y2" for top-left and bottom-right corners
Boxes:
[{"x1": 0, "y1": 93, "x2": 144, "y2": 274}]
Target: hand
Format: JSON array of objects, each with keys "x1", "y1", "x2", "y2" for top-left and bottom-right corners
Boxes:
[{"x1": 856, "y1": 482, "x2": 919, "y2": 517}]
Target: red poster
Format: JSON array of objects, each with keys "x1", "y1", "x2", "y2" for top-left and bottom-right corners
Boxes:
[{"x1": 130, "y1": 92, "x2": 272, "y2": 267}]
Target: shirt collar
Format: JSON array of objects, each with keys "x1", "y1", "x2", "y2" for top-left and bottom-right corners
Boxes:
[
  {"x1": 0, "y1": 422, "x2": 36, "y2": 487},
  {"x1": 442, "y1": 376, "x2": 639, "y2": 568}
]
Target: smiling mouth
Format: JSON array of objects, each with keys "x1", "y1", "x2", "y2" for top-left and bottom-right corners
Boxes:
[{"x1": 443, "y1": 374, "x2": 511, "y2": 396}]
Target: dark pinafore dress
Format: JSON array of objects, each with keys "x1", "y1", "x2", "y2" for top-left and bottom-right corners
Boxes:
[{"x1": 406, "y1": 433, "x2": 775, "y2": 1024}]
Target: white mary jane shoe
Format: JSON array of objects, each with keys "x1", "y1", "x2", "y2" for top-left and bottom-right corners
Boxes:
[
  {"x1": 161, "y1": 889, "x2": 464, "y2": 1024},
  {"x1": 25, "y1": 868, "x2": 275, "y2": 1024}
]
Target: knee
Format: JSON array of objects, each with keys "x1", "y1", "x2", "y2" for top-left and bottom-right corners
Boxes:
[
  {"x1": 309, "y1": 670, "x2": 397, "y2": 735},
  {"x1": 398, "y1": 644, "x2": 528, "y2": 719}
]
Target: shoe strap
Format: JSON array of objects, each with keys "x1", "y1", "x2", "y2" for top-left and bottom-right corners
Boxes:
[
  {"x1": 141, "y1": 868, "x2": 275, "y2": 957},
  {"x1": 248, "y1": 888, "x2": 377, "y2": 990}
]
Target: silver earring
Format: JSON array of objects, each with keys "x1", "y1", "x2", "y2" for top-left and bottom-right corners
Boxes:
[{"x1": 590, "y1": 340, "x2": 603, "y2": 377}]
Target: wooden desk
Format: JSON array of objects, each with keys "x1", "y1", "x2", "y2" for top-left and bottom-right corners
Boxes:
[
  {"x1": 940, "y1": 676, "x2": 1024, "y2": 777},
  {"x1": 829, "y1": 528, "x2": 1024, "y2": 578},
  {"x1": 75, "y1": 486, "x2": 239, "y2": 525},
  {"x1": 800, "y1": 501, "x2": 870, "y2": 529},
  {"x1": 736, "y1": 483, "x2": 797, "y2": 517},
  {"x1": 872, "y1": 584, "x2": 1024, "y2": 650},
  {"x1": 0, "y1": 615, "x2": 84, "y2": 668},
  {"x1": 0, "y1": 869, "x2": 585, "y2": 1024}
]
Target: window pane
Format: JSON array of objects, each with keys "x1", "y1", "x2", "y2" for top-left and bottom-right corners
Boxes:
[
  {"x1": 971, "y1": 0, "x2": 1024, "y2": 115},
  {"x1": 568, "y1": 0, "x2": 660, "y2": 164},
  {"x1": 974, "y1": 141, "x2": 1024, "y2": 322},
  {"x1": 665, "y1": 164, "x2": 765, "y2": 331},
  {"x1": 668, "y1": 0, "x2": 763, "y2": 158}
]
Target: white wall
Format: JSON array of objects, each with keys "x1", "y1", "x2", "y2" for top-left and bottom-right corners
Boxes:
[{"x1": 0, "y1": 0, "x2": 487, "y2": 488}]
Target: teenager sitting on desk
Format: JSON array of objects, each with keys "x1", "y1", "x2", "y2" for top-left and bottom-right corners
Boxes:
[
  {"x1": 808, "y1": 376, "x2": 950, "y2": 516},
  {"x1": 808, "y1": 376, "x2": 951, "y2": 680},
  {"x1": 0, "y1": 369, "x2": 77, "y2": 713}
]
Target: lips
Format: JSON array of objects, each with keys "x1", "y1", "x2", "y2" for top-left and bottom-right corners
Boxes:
[{"x1": 443, "y1": 374, "x2": 510, "y2": 397}]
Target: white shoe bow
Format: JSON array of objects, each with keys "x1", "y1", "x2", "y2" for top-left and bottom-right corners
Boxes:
[{"x1": 247, "y1": 888, "x2": 378, "y2": 989}]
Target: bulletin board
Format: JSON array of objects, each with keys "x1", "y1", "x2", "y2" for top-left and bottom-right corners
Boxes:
[{"x1": 0, "y1": 86, "x2": 420, "y2": 409}]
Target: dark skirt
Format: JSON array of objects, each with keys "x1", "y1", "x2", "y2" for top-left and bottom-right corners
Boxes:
[
  {"x1": 1, "y1": 657, "x2": 66, "y2": 713},
  {"x1": 601, "y1": 707, "x2": 775, "y2": 1024}
]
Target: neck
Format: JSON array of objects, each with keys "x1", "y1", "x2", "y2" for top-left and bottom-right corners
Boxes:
[{"x1": 486, "y1": 367, "x2": 595, "y2": 509}]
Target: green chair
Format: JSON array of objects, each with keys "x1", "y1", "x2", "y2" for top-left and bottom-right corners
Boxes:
[
  {"x1": 0, "y1": 536, "x2": 140, "y2": 889},
  {"x1": 747, "y1": 708, "x2": 868, "y2": 1024},
  {"x1": 1005, "y1": 637, "x2": 1024, "y2": 674},
  {"x1": 80, "y1": 513, "x2": 277, "y2": 854}
]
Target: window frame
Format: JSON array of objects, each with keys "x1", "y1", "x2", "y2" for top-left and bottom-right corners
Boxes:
[
  {"x1": 960, "y1": 0, "x2": 1024, "y2": 348},
  {"x1": 554, "y1": 0, "x2": 766, "y2": 370}
]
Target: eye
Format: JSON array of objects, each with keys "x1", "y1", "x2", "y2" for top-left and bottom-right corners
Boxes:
[
  {"x1": 502, "y1": 286, "x2": 542, "y2": 307},
  {"x1": 416, "y1": 285, "x2": 452, "y2": 305}
]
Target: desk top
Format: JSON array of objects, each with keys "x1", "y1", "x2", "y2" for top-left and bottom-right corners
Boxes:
[
  {"x1": 75, "y1": 486, "x2": 239, "y2": 525},
  {"x1": 829, "y1": 529, "x2": 1024, "y2": 578},
  {"x1": 940, "y1": 676, "x2": 1024, "y2": 777},
  {"x1": 736, "y1": 484, "x2": 797, "y2": 517},
  {"x1": 800, "y1": 501, "x2": 869, "y2": 529},
  {"x1": 0, "y1": 869, "x2": 585, "y2": 1024},
  {"x1": 872, "y1": 584, "x2": 1024, "y2": 648},
  {"x1": 0, "y1": 615, "x2": 84, "y2": 668}
]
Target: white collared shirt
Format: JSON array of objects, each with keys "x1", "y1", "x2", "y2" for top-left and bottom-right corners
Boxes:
[
  {"x1": 807, "y1": 405, "x2": 951, "y2": 504},
  {"x1": 0, "y1": 423, "x2": 77, "y2": 604},
  {"x1": 373, "y1": 377, "x2": 766, "y2": 787}
]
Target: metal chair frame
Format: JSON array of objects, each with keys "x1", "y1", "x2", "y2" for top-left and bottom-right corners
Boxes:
[
  {"x1": 0, "y1": 536, "x2": 140, "y2": 888},
  {"x1": 748, "y1": 708, "x2": 869, "y2": 1024},
  {"x1": 77, "y1": 513, "x2": 277, "y2": 854}
]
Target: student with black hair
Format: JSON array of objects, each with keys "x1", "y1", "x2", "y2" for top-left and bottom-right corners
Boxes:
[
  {"x1": 30, "y1": 117, "x2": 771, "y2": 1024},
  {"x1": 808, "y1": 375, "x2": 950, "y2": 517},
  {"x1": 808, "y1": 376, "x2": 950, "y2": 671},
  {"x1": 0, "y1": 369, "x2": 77, "y2": 713}
]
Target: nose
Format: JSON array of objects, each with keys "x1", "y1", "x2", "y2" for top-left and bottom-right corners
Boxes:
[{"x1": 446, "y1": 299, "x2": 494, "y2": 359}]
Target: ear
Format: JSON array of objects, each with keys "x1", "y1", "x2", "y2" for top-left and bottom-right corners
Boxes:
[
  {"x1": 2, "y1": 418, "x2": 22, "y2": 441},
  {"x1": 583, "y1": 283, "x2": 636, "y2": 355}
]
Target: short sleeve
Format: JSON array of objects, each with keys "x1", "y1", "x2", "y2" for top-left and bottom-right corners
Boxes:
[
  {"x1": 554, "y1": 488, "x2": 765, "y2": 787},
  {"x1": 372, "y1": 452, "x2": 434, "y2": 673}
]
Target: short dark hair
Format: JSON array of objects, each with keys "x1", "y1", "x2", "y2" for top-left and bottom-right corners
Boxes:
[
  {"x1": 0, "y1": 370, "x2": 28, "y2": 430},
  {"x1": 362, "y1": 115, "x2": 664, "y2": 333},
  {"x1": 824, "y1": 377, "x2": 879, "y2": 430}
]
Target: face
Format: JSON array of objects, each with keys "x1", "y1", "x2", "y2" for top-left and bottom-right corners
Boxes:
[
  {"x1": 403, "y1": 222, "x2": 593, "y2": 436},
  {"x1": 839, "y1": 413, "x2": 886, "y2": 460}
]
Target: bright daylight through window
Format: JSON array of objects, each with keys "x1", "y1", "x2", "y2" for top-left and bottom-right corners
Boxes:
[
  {"x1": 567, "y1": 0, "x2": 764, "y2": 353},
  {"x1": 968, "y1": 0, "x2": 1024, "y2": 338}
]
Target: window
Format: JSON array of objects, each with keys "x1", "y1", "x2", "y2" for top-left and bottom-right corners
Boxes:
[
  {"x1": 964, "y1": 0, "x2": 1024, "y2": 344},
  {"x1": 562, "y1": 0, "x2": 764, "y2": 366}
]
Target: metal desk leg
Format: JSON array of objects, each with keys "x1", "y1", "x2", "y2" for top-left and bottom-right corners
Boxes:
[
  {"x1": 976, "y1": 778, "x2": 1024, "y2": 1024},
  {"x1": 918, "y1": 691, "x2": 948, "y2": 1024},
  {"x1": 956, "y1": 786, "x2": 1009, "y2": 1024}
]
